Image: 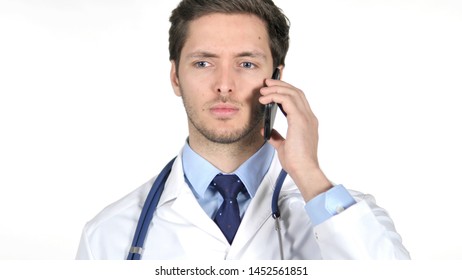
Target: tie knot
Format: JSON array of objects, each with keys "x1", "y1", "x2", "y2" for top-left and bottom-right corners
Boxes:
[{"x1": 212, "y1": 174, "x2": 244, "y2": 200}]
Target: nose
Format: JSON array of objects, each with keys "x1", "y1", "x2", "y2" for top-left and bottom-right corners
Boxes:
[{"x1": 215, "y1": 67, "x2": 235, "y2": 96}]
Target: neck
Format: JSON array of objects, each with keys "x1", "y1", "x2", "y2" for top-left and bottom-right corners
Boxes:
[{"x1": 188, "y1": 129, "x2": 265, "y2": 173}]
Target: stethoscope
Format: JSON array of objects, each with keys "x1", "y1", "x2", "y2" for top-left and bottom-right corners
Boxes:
[{"x1": 127, "y1": 157, "x2": 288, "y2": 260}]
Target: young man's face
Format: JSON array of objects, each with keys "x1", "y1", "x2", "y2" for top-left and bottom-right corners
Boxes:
[{"x1": 171, "y1": 13, "x2": 275, "y2": 144}]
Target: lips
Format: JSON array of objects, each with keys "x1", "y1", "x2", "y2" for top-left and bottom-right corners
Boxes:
[{"x1": 209, "y1": 103, "x2": 239, "y2": 118}]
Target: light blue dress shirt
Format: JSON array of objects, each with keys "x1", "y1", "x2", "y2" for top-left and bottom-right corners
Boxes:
[{"x1": 182, "y1": 142, "x2": 356, "y2": 225}]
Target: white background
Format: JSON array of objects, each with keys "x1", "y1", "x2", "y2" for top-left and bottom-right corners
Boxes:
[{"x1": 0, "y1": 0, "x2": 461, "y2": 260}]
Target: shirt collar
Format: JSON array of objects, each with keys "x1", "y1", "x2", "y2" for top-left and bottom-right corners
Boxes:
[{"x1": 182, "y1": 141, "x2": 275, "y2": 199}]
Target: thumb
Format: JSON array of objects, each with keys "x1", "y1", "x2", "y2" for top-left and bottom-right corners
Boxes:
[{"x1": 261, "y1": 128, "x2": 285, "y2": 150}]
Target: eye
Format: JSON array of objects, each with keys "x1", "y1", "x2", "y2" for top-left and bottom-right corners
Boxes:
[
  {"x1": 194, "y1": 61, "x2": 210, "y2": 68},
  {"x1": 240, "y1": 62, "x2": 256, "y2": 69}
]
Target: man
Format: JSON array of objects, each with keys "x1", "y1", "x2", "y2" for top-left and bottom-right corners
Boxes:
[{"x1": 76, "y1": 0, "x2": 410, "y2": 259}]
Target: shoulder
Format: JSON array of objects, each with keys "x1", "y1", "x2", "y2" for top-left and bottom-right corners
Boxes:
[
  {"x1": 77, "y1": 175, "x2": 160, "y2": 259},
  {"x1": 82, "y1": 176, "x2": 156, "y2": 235}
]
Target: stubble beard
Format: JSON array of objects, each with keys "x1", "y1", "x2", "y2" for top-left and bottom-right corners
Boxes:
[{"x1": 180, "y1": 88, "x2": 264, "y2": 145}]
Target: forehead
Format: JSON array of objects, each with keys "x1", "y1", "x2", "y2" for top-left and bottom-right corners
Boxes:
[{"x1": 181, "y1": 13, "x2": 271, "y2": 58}]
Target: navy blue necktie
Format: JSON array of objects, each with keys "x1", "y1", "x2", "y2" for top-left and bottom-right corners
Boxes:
[{"x1": 213, "y1": 174, "x2": 244, "y2": 244}]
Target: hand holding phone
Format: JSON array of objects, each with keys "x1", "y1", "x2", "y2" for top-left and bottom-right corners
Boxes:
[{"x1": 263, "y1": 68, "x2": 281, "y2": 141}]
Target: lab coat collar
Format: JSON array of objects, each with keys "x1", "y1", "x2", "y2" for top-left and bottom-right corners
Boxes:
[
  {"x1": 156, "y1": 151, "x2": 229, "y2": 244},
  {"x1": 149, "y1": 148, "x2": 297, "y2": 254},
  {"x1": 154, "y1": 148, "x2": 188, "y2": 208},
  {"x1": 227, "y1": 152, "x2": 283, "y2": 256}
]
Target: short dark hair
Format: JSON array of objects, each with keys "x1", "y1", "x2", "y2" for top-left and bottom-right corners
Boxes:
[{"x1": 169, "y1": 0, "x2": 290, "y2": 71}]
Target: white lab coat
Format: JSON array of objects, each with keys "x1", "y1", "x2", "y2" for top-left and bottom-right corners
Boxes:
[{"x1": 76, "y1": 150, "x2": 410, "y2": 260}]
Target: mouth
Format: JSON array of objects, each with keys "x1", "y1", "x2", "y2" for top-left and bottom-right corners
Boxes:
[{"x1": 209, "y1": 103, "x2": 240, "y2": 119}]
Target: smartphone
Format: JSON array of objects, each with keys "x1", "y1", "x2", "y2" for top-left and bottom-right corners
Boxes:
[{"x1": 263, "y1": 68, "x2": 281, "y2": 141}]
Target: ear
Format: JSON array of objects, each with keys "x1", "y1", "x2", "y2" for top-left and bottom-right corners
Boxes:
[{"x1": 170, "y1": 60, "x2": 182, "y2": 97}]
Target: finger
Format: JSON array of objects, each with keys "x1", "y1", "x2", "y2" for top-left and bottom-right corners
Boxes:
[
  {"x1": 260, "y1": 82, "x2": 293, "y2": 96},
  {"x1": 260, "y1": 88, "x2": 314, "y2": 117},
  {"x1": 259, "y1": 86, "x2": 294, "y2": 105},
  {"x1": 259, "y1": 93, "x2": 300, "y2": 117},
  {"x1": 260, "y1": 84, "x2": 307, "y2": 108},
  {"x1": 264, "y1": 78, "x2": 287, "y2": 87}
]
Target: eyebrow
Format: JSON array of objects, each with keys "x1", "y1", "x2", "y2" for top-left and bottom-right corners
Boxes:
[
  {"x1": 236, "y1": 51, "x2": 267, "y2": 60},
  {"x1": 186, "y1": 51, "x2": 218, "y2": 59},
  {"x1": 186, "y1": 50, "x2": 267, "y2": 60}
]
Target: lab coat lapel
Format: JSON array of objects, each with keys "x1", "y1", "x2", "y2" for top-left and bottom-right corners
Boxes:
[
  {"x1": 228, "y1": 157, "x2": 280, "y2": 256},
  {"x1": 171, "y1": 188, "x2": 227, "y2": 242},
  {"x1": 159, "y1": 155, "x2": 228, "y2": 244}
]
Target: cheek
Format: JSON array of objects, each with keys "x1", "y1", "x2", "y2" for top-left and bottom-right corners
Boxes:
[
  {"x1": 245, "y1": 82, "x2": 265, "y2": 103},
  {"x1": 180, "y1": 82, "x2": 206, "y2": 111},
  {"x1": 243, "y1": 86, "x2": 265, "y2": 116},
  {"x1": 179, "y1": 74, "x2": 201, "y2": 96}
]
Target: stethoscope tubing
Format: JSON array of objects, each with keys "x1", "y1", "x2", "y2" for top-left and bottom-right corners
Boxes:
[
  {"x1": 127, "y1": 157, "x2": 176, "y2": 260},
  {"x1": 127, "y1": 157, "x2": 286, "y2": 260}
]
